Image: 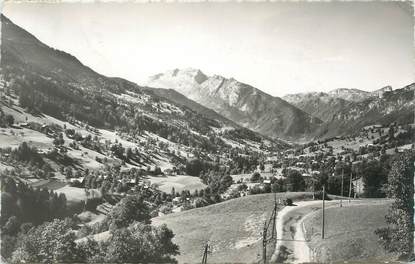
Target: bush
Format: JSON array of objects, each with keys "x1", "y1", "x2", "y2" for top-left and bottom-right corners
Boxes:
[
  {"x1": 286, "y1": 170, "x2": 305, "y2": 192},
  {"x1": 313, "y1": 190, "x2": 330, "y2": 200},
  {"x1": 108, "y1": 195, "x2": 151, "y2": 228},
  {"x1": 284, "y1": 198, "x2": 293, "y2": 206},
  {"x1": 250, "y1": 172, "x2": 262, "y2": 183},
  {"x1": 85, "y1": 198, "x2": 103, "y2": 211}
]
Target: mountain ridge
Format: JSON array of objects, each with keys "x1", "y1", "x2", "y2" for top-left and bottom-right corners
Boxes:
[
  {"x1": 283, "y1": 84, "x2": 410, "y2": 125},
  {"x1": 317, "y1": 83, "x2": 415, "y2": 138},
  {"x1": 147, "y1": 68, "x2": 323, "y2": 141},
  {"x1": 1, "y1": 15, "x2": 288, "y2": 155}
]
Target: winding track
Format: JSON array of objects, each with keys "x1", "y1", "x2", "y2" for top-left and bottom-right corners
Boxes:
[
  {"x1": 270, "y1": 200, "x2": 321, "y2": 263},
  {"x1": 270, "y1": 199, "x2": 360, "y2": 263}
]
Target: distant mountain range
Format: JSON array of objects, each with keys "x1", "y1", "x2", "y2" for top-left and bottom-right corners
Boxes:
[
  {"x1": 282, "y1": 86, "x2": 393, "y2": 122},
  {"x1": 147, "y1": 69, "x2": 414, "y2": 141},
  {"x1": 317, "y1": 84, "x2": 414, "y2": 138},
  {"x1": 147, "y1": 68, "x2": 322, "y2": 141},
  {"x1": 283, "y1": 84, "x2": 414, "y2": 138},
  {"x1": 1, "y1": 15, "x2": 287, "y2": 153},
  {"x1": 2, "y1": 13, "x2": 413, "y2": 144}
]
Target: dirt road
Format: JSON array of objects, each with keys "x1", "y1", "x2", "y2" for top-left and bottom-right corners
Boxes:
[
  {"x1": 270, "y1": 200, "x2": 319, "y2": 263},
  {"x1": 270, "y1": 199, "x2": 353, "y2": 263}
]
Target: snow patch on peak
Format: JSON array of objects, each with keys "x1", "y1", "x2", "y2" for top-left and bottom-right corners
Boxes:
[{"x1": 174, "y1": 68, "x2": 208, "y2": 84}]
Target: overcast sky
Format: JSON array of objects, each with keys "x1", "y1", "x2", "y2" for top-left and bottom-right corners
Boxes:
[{"x1": 3, "y1": 2, "x2": 414, "y2": 96}]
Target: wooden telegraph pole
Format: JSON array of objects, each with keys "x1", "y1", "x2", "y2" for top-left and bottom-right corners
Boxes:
[
  {"x1": 261, "y1": 196, "x2": 279, "y2": 264},
  {"x1": 271, "y1": 194, "x2": 277, "y2": 239},
  {"x1": 340, "y1": 168, "x2": 344, "y2": 207},
  {"x1": 348, "y1": 172, "x2": 353, "y2": 203},
  {"x1": 322, "y1": 185, "x2": 325, "y2": 239},
  {"x1": 201, "y1": 243, "x2": 209, "y2": 264},
  {"x1": 263, "y1": 221, "x2": 267, "y2": 264}
]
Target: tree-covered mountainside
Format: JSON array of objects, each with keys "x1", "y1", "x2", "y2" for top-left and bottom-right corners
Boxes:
[
  {"x1": 0, "y1": 15, "x2": 287, "y2": 154},
  {"x1": 284, "y1": 85, "x2": 414, "y2": 139},
  {"x1": 316, "y1": 84, "x2": 414, "y2": 138}
]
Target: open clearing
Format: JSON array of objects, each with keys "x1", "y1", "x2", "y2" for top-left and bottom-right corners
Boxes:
[
  {"x1": 77, "y1": 211, "x2": 106, "y2": 226},
  {"x1": 146, "y1": 175, "x2": 207, "y2": 193},
  {"x1": 303, "y1": 199, "x2": 394, "y2": 263},
  {"x1": 152, "y1": 192, "x2": 314, "y2": 263},
  {"x1": 30, "y1": 179, "x2": 66, "y2": 190},
  {"x1": 269, "y1": 199, "x2": 394, "y2": 264},
  {"x1": 55, "y1": 186, "x2": 101, "y2": 203},
  {"x1": 0, "y1": 127, "x2": 53, "y2": 149}
]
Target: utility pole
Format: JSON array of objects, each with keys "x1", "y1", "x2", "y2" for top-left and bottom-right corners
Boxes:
[
  {"x1": 83, "y1": 188, "x2": 89, "y2": 212},
  {"x1": 354, "y1": 168, "x2": 359, "y2": 198},
  {"x1": 201, "y1": 242, "x2": 209, "y2": 264},
  {"x1": 340, "y1": 168, "x2": 344, "y2": 207},
  {"x1": 263, "y1": 221, "x2": 267, "y2": 264},
  {"x1": 271, "y1": 194, "x2": 277, "y2": 239},
  {"x1": 322, "y1": 185, "x2": 325, "y2": 239},
  {"x1": 348, "y1": 172, "x2": 353, "y2": 203}
]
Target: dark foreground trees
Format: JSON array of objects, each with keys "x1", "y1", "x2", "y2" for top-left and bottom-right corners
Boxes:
[
  {"x1": 11, "y1": 219, "x2": 79, "y2": 264},
  {"x1": 361, "y1": 159, "x2": 388, "y2": 198},
  {"x1": 108, "y1": 195, "x2": 151, "y2": 228},
  {"x1": 375, "y1": 151, "x2": 414, "y2": 259},
  {"x1": 10, "y1": 219, "x2": 179, "y2": 264},
  {"x1": 6, "y1": 194, "x2": 179, "y2": 263},
  {"x1": 78, "y1": 223, "x2": 179, "y2": 263}
]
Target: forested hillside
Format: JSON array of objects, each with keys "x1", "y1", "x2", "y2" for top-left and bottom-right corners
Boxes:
[{"x1": 1, "y1": 14, "x2": 287, "y2": 155}]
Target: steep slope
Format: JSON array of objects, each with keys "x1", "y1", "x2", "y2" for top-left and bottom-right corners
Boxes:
[
  {"x1": 327, "y1": 88, "x2": 371, "y2": 102},
  {"x1": 144, "y1": 87, "x2": 237, "y2": 127},
  {"x1": 147, "y1": 68, "x2": 322, "y2": 141},
  {"x1": 318, "y1": 83, "x2": 415, "y2": 138},
  {"x1": 0, "y1": 15, "x2": 288, "y2": 155},
  {"x1": 283, "y1": 86, "x2": 399, "y2": 123},
  {"x1": 283, "y1": 92, "x2": 353, "y2": 122},
  {"x1": 0, "y1": 15, "x2": 129, "y2": 95}
]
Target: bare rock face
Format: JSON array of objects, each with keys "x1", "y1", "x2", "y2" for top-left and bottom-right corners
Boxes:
[
  {"x1": 327, "y1": 88, "x2": 371, "y2": 102},
  {"x1": 283, "y1": 84, "x2": 414, "y2": 138},
  {"x1": 147, "y1": 68, "x2": 323, "y2": 141}
]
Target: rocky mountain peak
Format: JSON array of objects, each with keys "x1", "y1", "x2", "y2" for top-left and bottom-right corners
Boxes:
[
  {"x1": 327, "y1": 88, "x2": 371, "y2": 102},
  {"x1": 146, "y1": 68, "x2": 322, "y2": 140}
]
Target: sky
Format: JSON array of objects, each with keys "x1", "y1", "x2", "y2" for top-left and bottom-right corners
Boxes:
[{"x1": 2, "y1": 2, "x2": 414, "y2": 96}]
